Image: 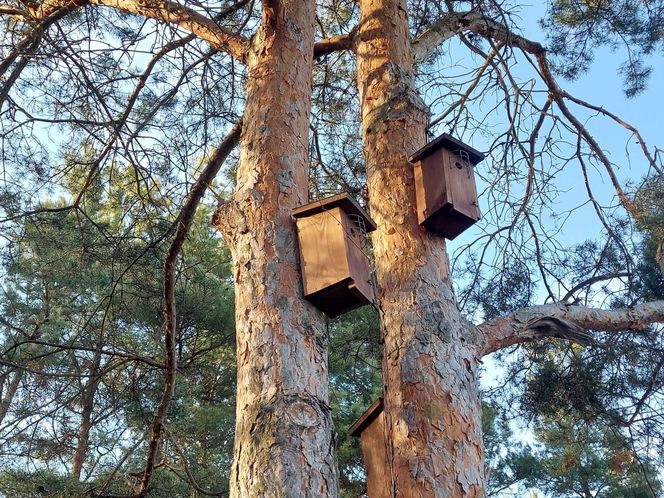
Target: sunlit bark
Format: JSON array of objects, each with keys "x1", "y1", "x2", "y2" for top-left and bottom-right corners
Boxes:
[
  {"x1": 214, "y1": 1, "x2": 338, "y2": 496},
  {"x1": 356, "y1": 1, "x2": 485, "y2": 496}
]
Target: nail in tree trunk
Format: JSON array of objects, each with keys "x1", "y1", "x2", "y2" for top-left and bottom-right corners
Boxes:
[
  {"x1": 215, "y1": 1, "x2": 338, "y2": 496},
  {"x1": 356, "y1": 0, "x2": 485, "y2": 495}
]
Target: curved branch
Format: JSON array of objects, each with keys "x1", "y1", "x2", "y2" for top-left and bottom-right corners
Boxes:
[
  {"x1": 138, "y1": 119, "x2": 242, "y2": 496},
  {"x1": 478, "y1": 301, "x2": 664, "y2": 356},
  {"x1": 411, "y1": 11, "x2": 546, "y2": 62},
  {"x1": 89, "y1": 0, "x2": 248, "y2": 61},
  {"x1": 411, "y1": 11, "x2": 481, "y2": 62},
  {"x1": 560, "y1": 271, "x2": 632, "y2": 303},
  {"x1": 2, "y1": 0, "x2": 249, "y2": 62}
]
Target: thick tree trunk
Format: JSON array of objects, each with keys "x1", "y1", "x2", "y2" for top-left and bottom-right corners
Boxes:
[
  {"x1": 215, "y1": 1, "x2": 338, "y2": 496},
  {"x1": 356, "y1": 1, "x2": 485, "y2": 496}
]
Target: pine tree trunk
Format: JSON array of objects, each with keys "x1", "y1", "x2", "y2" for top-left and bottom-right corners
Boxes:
[
  {"x1": 0, "y1": 369, "x2": 22, "y2": 426},
  {"x1": 356, "y1": 0, "x2": 485, "y2": 496},
  {"x1": 215, "y1": 1, "x2": 338, "y2": 496},
  {"x1": 72, "y1": 377, "x2": 98, "y2": 479},
  {"x1": 73, "y1": 342, "x2": 102, "y2": 480}
]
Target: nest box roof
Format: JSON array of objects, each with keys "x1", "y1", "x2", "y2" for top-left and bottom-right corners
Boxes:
[
  {"x1": 291, "y1": 192, "x2": 377, "y2": 232},
  {"x1": 348, "y1": 398, "x2": 384, "y2": 437},
  {"x1": 409, "y1": 133, "x2": 485, "y2": 165}
]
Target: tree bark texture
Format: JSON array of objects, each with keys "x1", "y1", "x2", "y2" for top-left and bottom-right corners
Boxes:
[
  {"x1": 215, "y1": 1, "x2": 338, "y2": 496},
  {"x1": 478, "y1": 301, "x2": 664, "y2": 355},
  {"x1": 356, "y1": 1, "x2": 485, "y2": 496}
]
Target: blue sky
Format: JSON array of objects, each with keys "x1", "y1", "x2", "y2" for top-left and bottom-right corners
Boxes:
[{"x1": 430, "y1": 2, "x2": 664, "y2": 291}]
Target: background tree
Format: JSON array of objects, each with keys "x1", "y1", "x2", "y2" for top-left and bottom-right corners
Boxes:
[{"x1": 0, "y1": 159, "x2": 237, "y2": 496}]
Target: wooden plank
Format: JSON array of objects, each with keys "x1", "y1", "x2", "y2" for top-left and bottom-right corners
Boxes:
[
  {"x1": 361, "y1": 411, "x2": 390, "y2": 498},
  {"x1": 349, "y1": 399, "x2": 390, "y2": 498},
  {"x1": 447, "y1": 152, "x2": 481, "y2": 220},
  {"x1": 295, "y1": 207, "x2": 349, "y2": 296},
  {"x1": 342, "y1": 209, "x2": 375, "y2": 304},
  {"x1": 414, "y1": 149, "x2": 451, "y2": 226},
  {"x1": 409, "y1": 133, "x2": 484, "y2": 165}
]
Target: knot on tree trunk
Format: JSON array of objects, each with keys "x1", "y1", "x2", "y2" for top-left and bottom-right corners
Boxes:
[
  {"x1": 364, "y1": 62, "x2": 428, "y2": 134},
  {"x1": 212, "y1": 198, "x2": 247, "y2": 248}
]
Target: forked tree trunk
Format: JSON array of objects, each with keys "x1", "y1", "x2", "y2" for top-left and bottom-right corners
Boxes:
[
  {"x1": 215, "y1": 1, "x2": 338, "y2": 496},
  {"x1": 356, "y1": 0, "x2": 485, "y2": 496}
]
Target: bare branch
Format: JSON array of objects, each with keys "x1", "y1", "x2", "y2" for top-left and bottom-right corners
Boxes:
[
  {"x1": 478, "y1": 301, "x2": 664, "y2": 356},
  {"x1": 457, "y1": 15, "x2": 658, "y2": 226},
  {"x1": 560, "y1": 271, "x2": 632, "y2": 303},
  {"x1": 561, "y1": 92, "x2": 663, "y2": 175},
  {"x1": 2, "y1": 0, "x2": 249, "y2": 62}
]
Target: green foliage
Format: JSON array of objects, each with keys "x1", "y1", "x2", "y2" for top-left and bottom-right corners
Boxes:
[
  {"x1": 0, "y1": 469, "x2": 90, "y2": 497},
  {"x1": 471, "y1": 261, "x2": 535, "y2": 320},
  {"x1": 542, "y1": 0, "x2": 664, "y2": 96},
  {"x1": 0, "y1": 161, "x2": 235, "y2": 496},
  {"x1": 481, "y1": 174, "x2": 664, "y2": 497},
  {"x1": 484, "y1": 404, "x2": 662, "y2": 497},
  {"x1": 329, "y1": 306, "x2": 382, "y2": 497}
]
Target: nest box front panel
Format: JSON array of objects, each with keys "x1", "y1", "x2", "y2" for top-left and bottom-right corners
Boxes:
[
  {"x1": 295, "y1": 207, "x2": 350, "y2": 297},
  {"x1": 359, "y1": 412, "x2": 389, "y2": 498},
  {"x1": 349, "y1": 399, "x2": 389, "y2": 498},
  {"x1": 445, "y1": 149, "x2": 480, "y2": 221},
  {"x1": 415, "y1": 148, "x2": 448, "y2": 225}
]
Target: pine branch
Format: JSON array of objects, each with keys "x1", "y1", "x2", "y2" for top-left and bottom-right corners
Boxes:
[{"x1": 477, "y1": 301, "x2": 664, "y2": 356}]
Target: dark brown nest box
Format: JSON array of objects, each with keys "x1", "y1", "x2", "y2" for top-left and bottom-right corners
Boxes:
[
  {"x1": 410, "y1": 134, "x2": 484, "y2": 240},
  {"x1": 349, "y1": 399, "x2": 388, "y2": 498},
  {"x1": 292, "y1": 193, "x2": 377, "y2": 318}
]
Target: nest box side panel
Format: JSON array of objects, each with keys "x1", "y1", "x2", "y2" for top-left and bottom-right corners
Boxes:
[
  {"x1": 340, "y1": 210, "x2": 375, "y2": 304},
  {"x1": 446, "y1": 149, "x2": 480, "y2": 221},
  {"x1": 295, "y1": 207, "x2": 350, "y2": 296},
  {"x1": 414, "y1": 148, "x2": 452, "y2": 225},
  {"x1": 360, "y1": 410, "x2": 390, "y2": 498}
]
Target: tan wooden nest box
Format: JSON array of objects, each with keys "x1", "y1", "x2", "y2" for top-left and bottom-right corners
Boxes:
[
  {"x1": 410, "y1": 133, "x2": 484, "y2": 240},
  {"x1": 291, "y1": 193, "x2": 377, "y2": 318},
  {"x1": 349, "y1": 398, "x2": 388, "y2": 498}
]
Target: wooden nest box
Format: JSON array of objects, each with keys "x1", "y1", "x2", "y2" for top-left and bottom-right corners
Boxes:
[
  {"x1": 410, "y1": 134, "x2": 484, "y2": 240},
  {"x1": 349, "y1": 398, "x2": 388, "y2": 498},
  {"x1": 291, "y1": 193, "x2": 377, "y2": 318}
]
